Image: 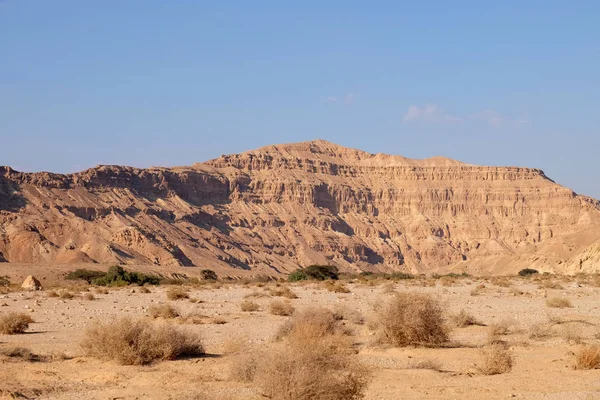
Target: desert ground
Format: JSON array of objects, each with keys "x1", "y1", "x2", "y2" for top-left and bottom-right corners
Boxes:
[{"x1": 1, "y1": 270, "x2": 600, "y2": 399}]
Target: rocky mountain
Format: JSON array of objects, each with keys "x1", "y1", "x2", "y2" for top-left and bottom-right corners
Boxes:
[{"x1": 1, "y1": 139, "x2": 599, "y2": 276}]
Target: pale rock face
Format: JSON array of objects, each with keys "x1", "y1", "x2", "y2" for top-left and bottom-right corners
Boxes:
[
  {"x1": 1, "y1": 140, "x2": 599, "y2": 275},
  {"x1": 21, "y1": 275, "x2": 43, "y2": 291}
]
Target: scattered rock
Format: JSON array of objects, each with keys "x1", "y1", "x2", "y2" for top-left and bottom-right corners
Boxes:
[{"x1": 21, "y1": 275, "x2": 43, "y2": 291}]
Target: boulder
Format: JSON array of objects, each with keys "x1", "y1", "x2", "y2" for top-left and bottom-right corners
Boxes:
[{"x1": 21, "y1": 275, "x2": 43, "y2": 291}]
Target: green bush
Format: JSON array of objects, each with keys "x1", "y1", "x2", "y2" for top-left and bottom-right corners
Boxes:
[
  {"x1": 91, "y1": 266, "x2": 160, "y2": 287},
  {"x1": 288, "y1": 265, "x2": 338, "y2": 282},
  {"x1": 518, "y1": 268, "x2": 539, "y2": 277},
  {"x1": 65, "y1": 269, "x2": 106, "y2": 283}
]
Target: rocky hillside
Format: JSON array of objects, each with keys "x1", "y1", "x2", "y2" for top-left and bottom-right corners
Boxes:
[{"x1": 1, "y1": 140, "x2": 599, "y2": 275}]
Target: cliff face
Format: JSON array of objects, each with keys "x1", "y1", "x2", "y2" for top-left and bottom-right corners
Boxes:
[{"x1": 1, "y1": 140, "x2": 599, "y2": 275}]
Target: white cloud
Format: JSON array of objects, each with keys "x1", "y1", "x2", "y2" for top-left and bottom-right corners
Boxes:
[
  {"x1": 471, "y1": 110, "x2": 505, "y2": 127},
  {"x1": 402, "y1": 104, "x2": 461, "y2": 123}
]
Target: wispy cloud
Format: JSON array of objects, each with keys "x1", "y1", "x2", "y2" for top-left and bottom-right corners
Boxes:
[
  {"x1": 402, "y1": 104, "x2": 461, "y2": 123},
  {"x1": 471, "y1": 110, "x2": 504, "y2": 127},
  {"x1": 326, "y1": 93, "x2": 356, "y2": 105},
  {"x1": 403, "y1": 104, "x2": 530, "y2": 128}
]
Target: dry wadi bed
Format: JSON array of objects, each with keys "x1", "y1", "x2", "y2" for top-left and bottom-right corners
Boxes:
[{"x1": 1, "y1": 275, "x2": 600, "y2": 399}]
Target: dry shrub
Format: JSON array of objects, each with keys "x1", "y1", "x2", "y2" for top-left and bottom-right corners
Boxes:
[
  {"x1": 488, "y1": 320, "x2": 512, "y2": 337},
  {"x1": 546, "y1": 297, "x2": 573, "y2": 308},
  {"x1": 58, "y1": 290, "x2": 74, "y2": 299},
  {"x1": 83, "y1": 292, "x2": 95, "y2": 301},
  {"x1": 492, "y1": 278, "x2": 512, "y2": 288},
  {"x1": 230, "y1": 350, "x2": 261, "y2": 382},
  {"x1": 528, "y1": 323, "x2": 552, "y2": 340},
  {"x1": 269, "y1": 286, "x2": 299, "y2": 299},
  {"x1": 166, "y1": 287, "x2": 189, "y2": 300},
  {"x1": 561, "y1": 324, "x2": 583, "y2": 344},
  {"x1": 245, "y1": 291, "x2": 270, "y2": 299},
  {"x1": 333, "y1": 305, "x2": 365, "y2": 325},
  {"x1": 0, "y1": 313, "x2": 34, "y2": 334},
  {"x1": 81, "y1": 318, "x2": 204, "y2": 365},
  {"x1": 148, "y1": 304, "x2": 180, "y2": 319},
  {"x1": 211, "y1": 317, "x2": 227, "y2": 324},
  {"x1": 574, "y1": 345, "x2": 600, "y2": 370},
  {"x1": 449, "y1": 309, "x2": 483, "y2": 328},
  {"x1": 0, "y1": 347, "x2": 45, "y2": 362},
  {"x1": 324, "y1": 281, "x2": 351, "y2": 293},
  {"x1": 470, "y1": 283, "x2": 485, "y2": 296},
  {"x1": 46, "y1": 290, "x2": 59, "y2": 298},
  {"x1": 240, "y1": 300, "x2": 260, "y2": 312},
  {"x1": 381, "y1": 283, "x2": 396, "y2": 294},
  {"x1": 139, "y1": 286, "x2": 151, "y2": 294},
  {"x1": 375, "y1": 293, "x2": 448, "y2": 347},
  {"x1": 270, "y1": 300, "x2": 295, "y2": 316},
  {"x1": 477, "y1": 346, "x2": 514, "y2": 375},
  {"x1": 538, "y1": 280, "x2": 564, "y2": 290},
  {"x1": 276, "y1": 307, "x2": 349, "y2": 342},
  {"x1": 410, "y1": 359, "x2": 443, "y2": 371},
  {"x1": 95, "y1": 287, "x2": 109, "y2": 295}
]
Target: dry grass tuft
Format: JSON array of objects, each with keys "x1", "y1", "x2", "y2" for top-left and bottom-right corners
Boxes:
[
  {"x1": 324, "y1": 281, "x2": 351, "y2": 293},
  {"x1": 528, "y1": 322, "x2": 552, "y2": 340},
  {"x1": 375, "y1": 293, "x2": 448, "y2": 347},
  {"x1": 58, "y1": 290, "x2": 74, "y2": 299},
  {"x1": 333, "y1": 305, "x2": 365, "y2": 325},
  {"x1": 166, "y1": 287, "x2": 189, "y2": 300},
  {"x1": 546, "y1": 297, "x2": 573, "y2": 308},
  {"x1": 477, "y1": 346, "x2": 514, "y2": 375},
  {"x1": 449, "y1": 309, "x2": 483, "y2": 328},
  {"x1": 488, "y1": 320, "x2": 512, "y2": 337},
  {"x1": 0, "y1": 313, "x2": 34, "y2": 334},
  {"x1": 83, "y1": 292, "x2": 95, "y2": 301},
  {"x1": 270, "y1": 300, "x2": 295, "y2": 316},
  {"x1": 276, "y1": 307, "x2": 349, "y2": 342},
  {"x1": 139, "y1": 286, "x2": 151, "y2": 294},
  {"x1": 0, "y1": 347, "x2": 45, "y2": 362},
  {"x1": 470, "y1": 283, "x2": 485, "y2": 296},
  {"x1": 410, "y1": 359, "x2": 443, "y2": 371},
  {"x1": 573, "y1": 345, "x2": 600, "y2": 370},
  {"x1": 148, "y1": 304, "x2": 180, "y2": 319},
  {"x1": 240, "y1": 300, "x2": 260, "y2": 312},
  {"x1": 81, "y1": 317, "x2": 204, "y2": 365},
  {"x1": 269, "y1": 286, "x2": 299, "y2": 299},
  {"x1": 95, "y1": 287, "x2": 109, "y2": 295},
  {"x1": 46, "y1": 290, "x2": 60, "y2": 298}
]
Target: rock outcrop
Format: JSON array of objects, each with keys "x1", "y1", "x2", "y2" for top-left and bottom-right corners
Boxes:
[
  {"x1": 21, "y1": 275, "x2": 42, "y2": 291},
  {"x1": 1, "y1": 139, "x2": 599, "y2": 275}
]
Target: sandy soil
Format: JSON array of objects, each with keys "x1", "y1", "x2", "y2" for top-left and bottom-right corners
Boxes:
[{"x1": 1, "y1": 276, "x2": 600, "y2": 399}]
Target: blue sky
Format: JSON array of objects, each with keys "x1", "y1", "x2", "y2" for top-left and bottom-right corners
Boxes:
[{"x1": 1, "y1": 1, "x2": 599, "y2": 198}]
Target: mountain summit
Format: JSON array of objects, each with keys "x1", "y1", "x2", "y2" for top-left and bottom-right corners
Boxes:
[{"x1": 1, "y1": 140, "x2": 599, "y2": 275}]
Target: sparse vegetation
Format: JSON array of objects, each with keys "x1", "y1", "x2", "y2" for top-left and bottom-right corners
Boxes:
[
  {"x1": 58, "y1": 290, "x2": 74, "y2": 299},
  {"x1": 269, "y1": 286, "x2": 298, "y2": 299},
  {"x1": 288, "y1": 265, "x2": 339, "y2": 282},
  {"x1": 83, "y1": 292, "x2": 95, "y2": 301},
  {"x1": 518, "y1": 268, "x2": 539, "y2": 277},
  {"x1": 240, "y1": 300, "x2": 260, "y2": 312},
  {"x1": 270, "y1": 300, "x2": 295, "y2": 316},
  {"x1": 166, "y1": 287, "x2": 190, "y2": 300},
  {"x1": 276, "y1": 307, "x2": 348, "y2": 342},
  {"x1": 0, "y1": 313, "x2": 34, "y2": 334},
  {"x1": 375, "y1": 293, "x2": 448, "y2": 347},
  {"x1": 81, "y1": 318, "x2": 204, "y2": 365},
  {"x1": 546, "y1": 297, "x2": 573, "y2": 308},
  {"x1": 449, "y1": 309, "x2": 483, "y2": 328},
  {"x1": 148, "y1": 304, "x2": 180, "y2": 319},
  {"x1": 65, "y1": 269, "x2": 106, "y2": 283},
  {"x1": 477, "y1": 346, "x2": 514, "y2": 375},
  {"x1": 573, "y1": 345, "x2": 600, "y2": 370},
  {"x1": 200, "y1": 269, "x2": 218, "y2": 281},
  {"x1": 91, "y1": 266, "x2": 160, "y2": 287}
]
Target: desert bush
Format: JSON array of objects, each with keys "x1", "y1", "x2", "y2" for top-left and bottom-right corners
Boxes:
[
  {"x1": 276, "y1": 307, "x2": 348, "y2": 342},
  {"x1": 95, "y1": 287, "x2": 109, "y2": 295},
  {"x1": 240, "y1": 300, "x2": 260, "y2": 312},
  {"x1": 58, "y1": 290, "x2": 74, "y2": 299},
  {"x1": 546, "y1": 297, "x2": 573, "y2": 308},
  {"x1": 166, "y1": 287, "x2": 189, "y2": 300},
  {"x1": 270, "y1": 300, "x2": 295, "y2": 316},
  {"x1": 449, "y1": 309, "x2": 483, "y2": 328},
  {"x1": 325, "y1": 281, "x2": 351, "y2": 293},
  {"x1": 333, "y1": 305, "x2": 365, "y2": 325},
  {"x1": 375, "y1": 293, "x2": 448, "y2": 347},
  {"x1": 255, "y1": 341, "x2": 370, "y2": 400},
  {"x1": 65, "y1": 269, "x2": 106, "y2": 283},
  {"x1": 81, "y1": 318, "x2": 204, "y2": 365},
  {"x1": 148, "y1": 304, "x2": 180, "y2": 319},
  {"x1": 528, "y1": 323, "x2": 552, "y2": 340},
  {"x1": 200, "y1": 269, "x2": 218, "y2": 281},
  {"x1": 410, "y1": 359, "x2": 443, "y2": 371},
  {"x1": 470, "y1": 283, "x2": 485, "y2": 296},
  {"x1": 47, "y1": 290, "x2": 59, "y2": 298},
  {"x1": 0, "y1": 313, "x2": 34, "y2": 334},
  {"x1": 488, "y1": 320, "x2": 511, "y2": 337},
  {"x1": 230, "y1": 351, "x2": 260, "y2": 382},
  {"x1": 83, "y1": 292, "x2": 95, "y2": 301},
  {"x1": 0, "y1": 347, "x2": 45, "y2": 362},
  {"x1": 92, "y1": 266, "x2": 159, "y2": 287},
  {"x1": 573, "y1": 345, "x2": 600, "y2": 370},
  {"x1": 269, "y1": 286, "x2": 298, "y2": 299},
  {"x1": 288, "y1": 265, "x2": 339, "y2": 282},
  {"x1": 477, "y1": 346, "x2": 514, "y2": 375},
  {"x1": 518, "y1": 268, "x2": 539, "y2": 277},
  {"x1": 139, "y1": 286, "x2": 151, "y2": 294}
]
